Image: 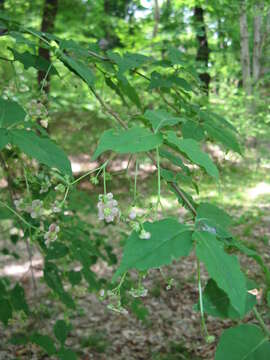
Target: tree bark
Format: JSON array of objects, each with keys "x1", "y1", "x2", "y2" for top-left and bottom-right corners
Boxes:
[
  {"x1": 38, "y1": 0, "x2": 58, "y2": 94},
  {"x1": 194, "y1": 6, "x2": 210, "y2": 95},
  {"x1": 152, "y1": 0, "x2": 160, "y2": 38},
  {"x1": 253, "y1": 2, "x2": 264, "y2": 82},
  {"x1": 239, "y1": 1, "x2": 252, "y2": 95}
]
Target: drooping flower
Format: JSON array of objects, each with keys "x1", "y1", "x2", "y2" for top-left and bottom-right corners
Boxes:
[
  {"x1": 97, "y1": 193, "x2": 120, "y2": 223},
  {"x1": 139, "y1": 229, "x2": 151, "y2": 239}
]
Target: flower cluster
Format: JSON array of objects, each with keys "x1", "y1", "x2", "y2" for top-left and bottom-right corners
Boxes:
[
  {"x1": 97, "y1": 193, "x2": 120, "y2": 223},
  {"x1": 129, "y1": 286, "x2": 148, "y2": 298},
  {"x1": 99, "y1": 289, "x2": 128, "y2": 315},
  {"x1": 15, "y1": 198, "x2": 44, "y2": 219},
  {"x1": 44, "y1": 223, "x2": 60, "y2": 246}
]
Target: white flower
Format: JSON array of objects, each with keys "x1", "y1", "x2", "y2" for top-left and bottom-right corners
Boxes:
[
  {"x1": 129, "y1": 209, "x2": 136, "y2": 220},
  {"x1": 106, "y1": 192, "x2": 113, "y2": 200},
  {"x1": 40, "y1": 119, "x2": 48, "y2": 128},
  {"x1": 139, "y1": 230, "x2": 151, "y2": 239}
]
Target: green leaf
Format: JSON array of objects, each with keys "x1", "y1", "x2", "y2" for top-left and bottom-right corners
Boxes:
[
  {"x1": 58, "y1": 348, "x2": 77, "y2": 360},
  {"x1": 0, "y1": 98, "x2": 26, "y2": 127},
  {"x1": 144, "y1": 109, "x2": 182, "y2": 132},
  {"x1": 44, "y1": 262, "x2": 75, "y2": 309},
  {"x1": 195, "y1": 278, "x2": 256, "y2": 319},
  {"x1": 60, "y1": 54, "x2": 94, "y2": 87},
  {"x1": 93, "y1": 127, "x2": 163, "y2": 160},
  {"x1": 182, "y1": 120, "x2": 205, "y2": 141},
  {"x1": 166, "y1": 131, "x2": 219, "y2": 179},
  {"x1": 0, "y1": 298, "x2": 12, "y2": 326},
  {"x1": 10, "y1": 283, "x2": 29, "y2": 315},
  {"x1": 30, "y1": 333, "x2": 57, "y2": 356},
  {"x1": 46, "y1": 242, "x2": 69, "y2": 260},
  {"x1": 215, "y1": 324, "x2": 270, "y2": 360},
  {"x1": 159, "y1": 148, "x2": 190, "y2": 174},
  {"x1": 68, "y1": 270, "x2": 82, "y2": 286},
  {"x1": 168, "y1": 47, "x2": 186, "y2": 65},
  {"x1": 0, "y1": 128, "x2": 10, "y2": 150},
  {"x1": 203, "y1": 118, "x2": 241, "y2": 154},
  {"x1": 107, "y1": 51, "x2": 150, "y2": 73},
  {"x1": 54, "y1": 320, "x2": 72, "y2": 345},
  {"x1": 267, "y1": 291, "x2": 270, "y2": 307},
  {"x1": 194, "y1": 231, "x2": 247, "y2": 316},
  {"x1": 117, "y1": 74, "x2": 141, "y2": 108},
  {"x1": 9, "y1": 48, "x2": 58, "y2": 74},
  {"x1": 113, "y1": 218, "x2": 193, "y2": 280},
  {"x1": 196, "y1": 202, "x2": 232, "y2": 238},
  {"x1": 10, "y1": 130, "x2": 72, "y2": 175}
]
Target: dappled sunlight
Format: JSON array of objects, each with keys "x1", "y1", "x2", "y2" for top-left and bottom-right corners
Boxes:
[
  {"x1": 0, "y1": 258, "x2": 43, "y2": 278},
  {"x1": 247, "y1": 182, "x2": 270, "y2": 200}
]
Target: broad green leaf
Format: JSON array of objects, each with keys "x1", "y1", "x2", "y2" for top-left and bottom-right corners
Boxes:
[
  {"x1": 144, "y1": 109, "x2": 182, "y2": 132},
  {"x1": 9, "y1": 48, "x2": 58, "y2": 74},
  {"x1": 10, "y1": 130, "x2": 72, "y2": 175},
  {"x1": 0, "y1": 128, "x2": 10, "y2": 150},
  {"x1": 58, "y1": 348, "x2": 77, "y2": 360},
  {"x1": 215, "y1": 324, "x2": 270, "y2": 360},
  {"x1": 196, "y1": 202, "x2": 232, "y2": 238},
  {"x1": 113, "y1": 218, "x2": 193, "y2": 280},
  {"x1": 195, "y1": 278, "x2": 256, "y2": 319},
  {"x1": 10, "y1": 333, "x2": 28, "y2": 345},
  {"x1": 194, "y1": 232, "x2": 246, "y2": 316},
  {"x1": 60, "y1": 54, "x2": 94, "y2": 87},
  {"x1": 10, "y1": 283, "x2": 29, "y2": 315},
  {"x1": 93, "y1": 127, "x2": 163, "y2": 160},
  {"x1": 54, "y1": 320, "x2": 72, "y2": 345},
  {"x1": 0, "y1": 298, "x2": 12, "y2": 326},
  {"x1": 182, "y1": 120, "x2": 205, "y2": 141},
  {"x1": 0, "y1": 98, "x2": 26, "y2": 127},
  {"x1": 30, "y1": 333, "x2": 57, "y2": 356},
  {"x1": 166, "y1": 131, "x2": 219, "y2": 179}
]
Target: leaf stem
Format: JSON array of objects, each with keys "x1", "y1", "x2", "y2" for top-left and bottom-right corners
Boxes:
[
  {"x1": 253, "y1": 306, "x2": 270, "y2": 338},
  {"x1": 196, "y1": 257, "x2": 209, "y2": 339}
]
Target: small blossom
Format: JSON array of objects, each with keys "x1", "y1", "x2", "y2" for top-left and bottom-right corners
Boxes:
[
  {"x1": 139, "y1": 230, "x2": 151, "y2": 239},
  {"x1": 40, "y1": 119, "x2": 48, "y2": 128},
  {"x1": 97, "y1": 193, "x2": 120, "y2": 223},
  {"x1": 129, "y1": 209, "x2": 136, "y2": 220},
  {"x1": 44, "y1": 223, "x2": 60, "y2": 246},
  {"x1": 129, "y1": 287, "x2": 148, "y2": 298}
]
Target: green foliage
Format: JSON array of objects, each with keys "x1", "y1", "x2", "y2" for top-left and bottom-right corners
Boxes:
[
  {"x1": 93, "y1": 127, "x2": 163, "y2": 159},
  {"x1": 215, "y1": 325, "x2": 270, "y2": 360},
  {"x1": 166, "y1": 132, "x2": 219, "y2": 179},
  {"x1": 194, "y1": 232, "x2": 247, "y2": 317},
  {"x1": 144, "y1": 109, "x2": 182, "y2": 132},
  {"x1": 113, "y1": 218, "x2": 193, "y2": 280},
  {"x1": 10, "y1": 129, "x2": 72, "y2": 175},
  {"x1": 0, "y1": 98, "x2": 26, "y2": 127}
]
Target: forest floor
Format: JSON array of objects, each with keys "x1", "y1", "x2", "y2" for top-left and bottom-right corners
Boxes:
[{"x1": 0, "y1": 143, "x2": 270, "y2": 360}]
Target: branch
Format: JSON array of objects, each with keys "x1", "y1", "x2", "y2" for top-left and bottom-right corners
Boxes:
[{"x1": 90, "y1": 88, "x2": 197, "y2": 217}]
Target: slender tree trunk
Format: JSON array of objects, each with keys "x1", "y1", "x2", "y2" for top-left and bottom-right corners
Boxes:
[
  {"x1": 152, "y1": 0, "x2": 160, "y2": 38},
  {"x1": 194, "y1": 6, "x2": 210, "y2": 95},
  {"x1": 239, "y1": 1, "x2": 252, "y2": 95},
  {"x1": 38, "y1": 0, "x2": 58, "y2": 94},
  {"x1": 253, "y1": 2, "x2": 264, "y2": 82}
]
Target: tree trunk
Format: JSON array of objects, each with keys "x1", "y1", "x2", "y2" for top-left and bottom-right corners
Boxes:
[
  {"x1": 253, "y1": 2, "x2": 264, "y2": 82},
  {"x1": 194, "y1": 6, "x2": 210, "y2": 95},
  {"x1": 152, "y1": 0, "x2": 160, "y2": 38},
  {"x1": 38, "y1": 0, "x2": 58, "y2": 94},
  {"x1": 239, "y1": 1, "x2": 252, "y2": 95}
]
